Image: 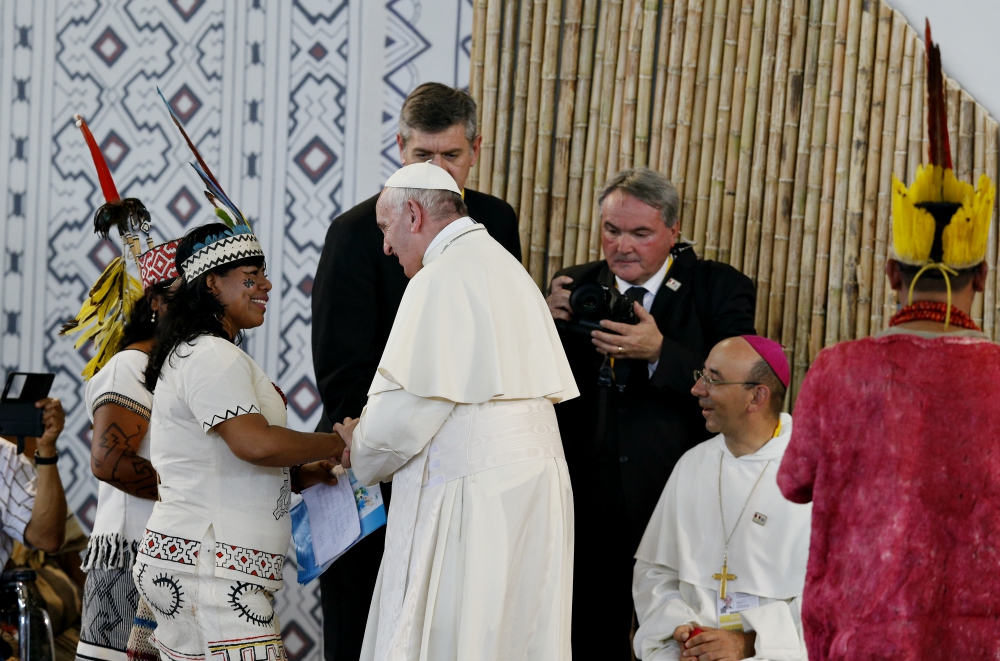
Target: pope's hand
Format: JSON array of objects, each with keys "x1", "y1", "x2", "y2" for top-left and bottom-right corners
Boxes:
[
  {"x1": 679, "y1": 625, "x2": 755, "y2": 661},
  {"x1": 545, "y1": 275, "x2": 574, "y2": 322},
  {"x1": 333, "y1": 417, "x2": 359, "y2": 469},
  {"x1": 591, "y1": 302, "x2": 663, "y2": 363}
]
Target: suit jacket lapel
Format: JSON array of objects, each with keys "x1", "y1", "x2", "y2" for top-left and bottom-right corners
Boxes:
[{"x1": 650, "y1": 249, "x2": 694, "y2": 333}]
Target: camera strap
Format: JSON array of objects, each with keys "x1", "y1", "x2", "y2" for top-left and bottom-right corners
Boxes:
[{"x1": 594, "y1": 355, "x2": 626, "y2": 452}]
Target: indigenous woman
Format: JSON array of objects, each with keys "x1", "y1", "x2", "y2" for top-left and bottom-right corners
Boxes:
[
  {"x1": 64, "y1": 115, "x2": 180, "y2": 661},
  {"x1": 133, "y1": 220, "x2": 343, "y2": 660}
]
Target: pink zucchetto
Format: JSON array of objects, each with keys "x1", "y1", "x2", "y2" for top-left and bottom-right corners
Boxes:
[{"x1": 741, "y1": 335, "x2": 790, "y2": 388}]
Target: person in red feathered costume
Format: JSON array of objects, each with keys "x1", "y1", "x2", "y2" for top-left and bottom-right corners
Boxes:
[{"x1": 777, "y1": 21, "x2": 1000, "y2": 661}]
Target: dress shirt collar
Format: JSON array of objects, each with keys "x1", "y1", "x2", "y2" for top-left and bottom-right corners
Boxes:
[{"x1": 614, "y1": 255, "x2": 672, "y2": 311}]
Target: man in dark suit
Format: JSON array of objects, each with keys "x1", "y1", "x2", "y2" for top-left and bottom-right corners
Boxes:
[
  {"x1": 546, "y1": 167, "x2": 756, "y2": 659},
  {"x1": 311, "y1": 82, "x2": 521, "y2": 661}
]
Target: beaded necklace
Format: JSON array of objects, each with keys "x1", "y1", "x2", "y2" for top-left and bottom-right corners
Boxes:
[{"x1": 888, "y1": 301, "x2": 981, "y2": 331}]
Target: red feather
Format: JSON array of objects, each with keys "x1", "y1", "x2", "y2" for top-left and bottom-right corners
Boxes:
[
  {"x1": 924, "y1": 20, "x2": 952, "y2": 170},
  {"x1": 74, "y1": 114, "x2": 120, "y2": 203}
]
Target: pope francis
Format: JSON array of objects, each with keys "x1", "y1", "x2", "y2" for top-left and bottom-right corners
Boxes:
[{"x1": 336, "y1": 162, "x2": 579, "y2": 661}]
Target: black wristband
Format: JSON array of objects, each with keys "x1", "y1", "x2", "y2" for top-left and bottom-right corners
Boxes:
[{"x1": 34, "y1": 451, "x2": 58, "y2": 465}]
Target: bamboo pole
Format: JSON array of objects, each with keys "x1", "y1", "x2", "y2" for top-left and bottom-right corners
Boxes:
[
  {"x1": 478, "y1": 0, "x2": 505, "y2": 195},
  {"x1": 719, "y1": 0, "x2": 762, "y2": 265},
  {"x1": 874, "y1": 19, "x2": 913, "y2": 334},
  {"x1": 726, "y1": 0, "x2": 767, "y2": 269},
  {"x1": 517, "y1": 0, "x2": 548, "y2": 263},
  {"x1": 986, "y1": 119, "x2": 999, "y2": 340},
  {"x1": 648, "y1": 0, "x2": 677, "y2": 170},
  {"x1": 506, "y1": 0, "x2": 536, "y2": 216},
  {"x1": 490, "y1": 0, "x2": 521, "y2": 199},
  {"x1": 946, "y1": 78, "x2": 960, "y2": 170},
  {"x1": 822, "y1": 0, "x2": 863, "y2": 347},
  {"x1": 545, "y1": 0, "x2": 584, "y2": 280},
  {"x1": 791, "y1": 0, "x2": 837, "y2": 396},
  {"x1": 772, "y1": 0, "x2": 819, "y2": 342},
  {"x1": 959, "y1": 98, "x2": 984, "y2": 328},
  {"x1": 575, "y1": 0, "x2": 613, "y2": 263},
  {"x1": 468, "y1": 0, "x2": 489, "y2": 190},
  {"x1": 670, "y1": 0, "x2": 705, "y2": 236},
  {"x1": 563, "y1": 0, "x2": 600, "y2": 267},
  {"x1": 753, "y1": 0, "x2": 797, "y2": 335},
  {"x1": 738, "y1": 0, "x2": 781, "y2": 281},
  {"x1": 807, "y1": 0, "x2": 850, "y2": 365},
  {"x1": 680, "y1": 0, "x2": 716, "y2": 236},
  {"x1": 527, "y1": 0, "x2": 564, "y2": 284},
  {"x1": 588, "y1": 0, "x2": 626, "y2": 261},
  {"x1": 691, "y1": 0, "x2": 730, "y2": 254},
  {"x1": 704, "y1": 0, "x2": 743, "y2": 260},
  {"x1": 618, "y1": 0, "x2": 645, "y2": 171},
  {"x1": 906, "y1": 33, "x2": 924, "y2": 180},
  {"x1": 658, "y1": 0, "x2": 690, "y2": 179},
  {"x1": 958, "y1": 90, "x2": 974, "y2": 184},
  {"x1": 852, "y1": 0, "x2": 893, "y2": 339},
  {"x1": 633, "y1": 0, "x2": 660, "y2": 166},
  {"x1": 608, "y1": 0, "x2": 636, "y2": 178}
]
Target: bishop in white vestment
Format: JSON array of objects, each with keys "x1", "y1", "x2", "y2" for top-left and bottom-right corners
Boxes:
[
  {"x1": 337, "y1": 163, "x2": 579, "y2": 661},
  {"x1": 632, "y1": 336, "x2": 811, "y2": 661}
]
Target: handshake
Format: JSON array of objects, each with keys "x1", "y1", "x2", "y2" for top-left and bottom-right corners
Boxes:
[{"x1": 296, "y1": 417, "x2": 359, "y2": 491}]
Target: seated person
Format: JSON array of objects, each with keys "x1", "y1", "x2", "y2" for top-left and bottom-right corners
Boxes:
[
  {"x1": 0, "y1": 397, "x2": 68, "y2": 562},
  {"x1": 632, "y1": 337, "x2": 810, "y2": 661}
]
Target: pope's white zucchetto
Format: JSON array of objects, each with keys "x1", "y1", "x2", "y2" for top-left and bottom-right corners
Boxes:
[{"x1": 383, "y1": 162, "x2": 462, "y2": 195}]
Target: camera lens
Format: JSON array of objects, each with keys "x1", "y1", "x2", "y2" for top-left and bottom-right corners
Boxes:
[{"x1": 576, "y1": 289, "x2": 602, "y2": 313}]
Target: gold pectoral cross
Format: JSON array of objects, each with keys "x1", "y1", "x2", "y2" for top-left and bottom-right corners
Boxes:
[{"x1": 713, "y1": 561, "x2": 737, "y2": 599}]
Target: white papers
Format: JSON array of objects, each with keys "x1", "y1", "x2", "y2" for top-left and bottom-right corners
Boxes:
[{"x1": 301, "y1": 475, "x2": 361, "y2": 566}]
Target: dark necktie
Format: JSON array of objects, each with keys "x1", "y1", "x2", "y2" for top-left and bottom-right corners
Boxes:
[{"x1": 625, "y1": 285, "x2": 648, "y2": 311}]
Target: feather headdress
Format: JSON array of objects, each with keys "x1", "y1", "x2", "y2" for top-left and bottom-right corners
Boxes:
[
  {"x1": 157, "y1": 87, "x2": 264, "y2": 280},
  {"x1": 62, "y1": 115, "x2": 180, "y2": 379},
  {"x1": 890, "y1": 21, "x2": 995, "y2": 324}
]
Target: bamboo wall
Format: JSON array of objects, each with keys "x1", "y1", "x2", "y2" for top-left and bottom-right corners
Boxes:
[{"x1": 467, "y1": 0, "x2": 1000, "y2": 399}]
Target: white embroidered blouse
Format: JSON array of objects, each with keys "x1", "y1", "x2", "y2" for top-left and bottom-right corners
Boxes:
[{"x1": 138, "y1": 335, "x2": 290, "y2": 590}]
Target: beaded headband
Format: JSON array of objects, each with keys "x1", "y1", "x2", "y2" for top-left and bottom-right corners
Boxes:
[{"x1": 138, "y1": 239, "x2": 181, "y2": 288}]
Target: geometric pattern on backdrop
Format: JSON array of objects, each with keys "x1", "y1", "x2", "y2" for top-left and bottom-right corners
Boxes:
[{"x1": 0, "y1": 0, "x2": 470, "y2": 654}]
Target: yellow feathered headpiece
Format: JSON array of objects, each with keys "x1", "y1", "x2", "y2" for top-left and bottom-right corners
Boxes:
[
  {"x1": 891, "y1": 21, "x2": 995, "y2": 324},
  {"x1": 62, "y1": 115, "x2": 173, "y2": 380}
]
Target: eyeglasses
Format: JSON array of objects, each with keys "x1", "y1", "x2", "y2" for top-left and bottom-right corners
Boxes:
[{"x1": 693, "y1": 370, "x2": 760, "y2": 390}]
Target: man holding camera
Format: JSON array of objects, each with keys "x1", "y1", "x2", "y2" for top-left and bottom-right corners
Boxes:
[{"x1": 546, "y1": 168, "x2": 756, "y2": 659}]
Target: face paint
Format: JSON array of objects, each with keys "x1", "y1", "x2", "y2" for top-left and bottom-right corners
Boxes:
[{"x1": 244, "y1": 278, "x2": 255, "y2": 289}]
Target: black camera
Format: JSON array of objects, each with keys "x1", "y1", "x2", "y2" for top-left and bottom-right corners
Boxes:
[{"x1": 556, "y1": 283, "x2": 639, "y2": 334}]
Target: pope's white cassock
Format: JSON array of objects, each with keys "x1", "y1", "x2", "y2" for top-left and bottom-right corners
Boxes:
[
  {"x1": 351, "y1": 215, "x2": 579, "y2": 661},
  {"x1": 633, "y1": 413, "x2": 811, "y2": 661}
]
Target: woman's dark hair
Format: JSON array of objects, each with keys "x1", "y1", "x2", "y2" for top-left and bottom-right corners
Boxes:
[
  {"x1": 143, "y1": 223, "x2": 265, "y2": 391},
  {"x1": 118, "y1": 281, "x2": 172, "y2": 351}
]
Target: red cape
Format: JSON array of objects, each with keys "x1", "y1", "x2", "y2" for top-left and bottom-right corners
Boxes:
[{"x1": 778, "y1": 332, "x2": 1000, "y2": 660}]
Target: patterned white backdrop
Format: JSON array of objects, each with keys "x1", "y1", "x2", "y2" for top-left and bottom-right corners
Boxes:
[{"x1": 0, "y1": 0, "x2": 472, "y2": 655}]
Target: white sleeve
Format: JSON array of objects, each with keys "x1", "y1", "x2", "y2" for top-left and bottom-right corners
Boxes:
[
  {"x1": 89, "y1": 351, "x2": 153, "y2": 421},
  {"x1": 351, "y1": 389, "x2": 455, "y2": 486},
  {"x1": 180, "y1": 341, "x2": 262, "y2": 431},
  {"x1": 632, "y1": 559, "x2": 701, "y2": 661},
  {"x1": 741, "y1": 598, "x2": 806, "y2": 661}
]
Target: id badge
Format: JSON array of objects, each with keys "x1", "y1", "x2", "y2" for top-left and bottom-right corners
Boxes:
[{"x1": 716, "y1": 591, "x2": 760, "y2": 631}]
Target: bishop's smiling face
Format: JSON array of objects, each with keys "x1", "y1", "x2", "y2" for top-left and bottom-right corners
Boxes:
[
  {"x1": 207, "y1": 263, "x2": 271, "y2": 335},
  {"x1": 691, "y1": 338, "x2": 759, "y2": 435}
]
